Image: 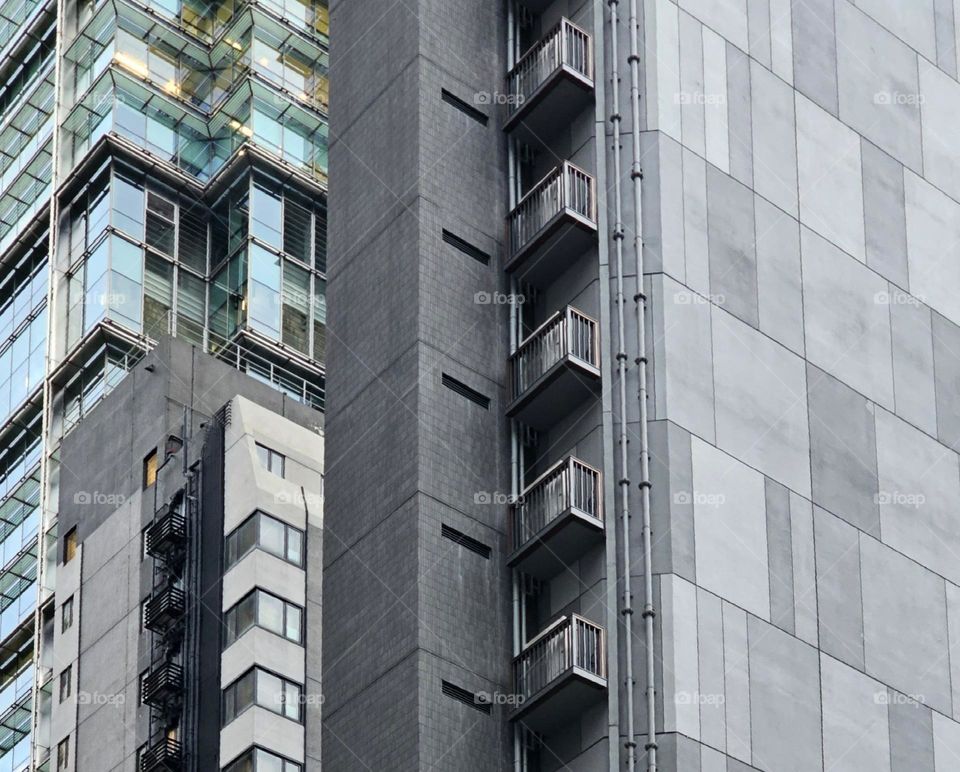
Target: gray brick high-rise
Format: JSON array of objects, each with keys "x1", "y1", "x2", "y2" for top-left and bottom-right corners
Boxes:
[{"x1": 323, "y1": 0, "x2": 960, "y2": 770}]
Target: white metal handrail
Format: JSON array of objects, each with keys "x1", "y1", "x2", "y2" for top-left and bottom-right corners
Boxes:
[
  {"x1": 511, "y1": 456, "x2": 601, "y2": 551},
  {"x1": 508, "y1": 161, "x2": 595, "y2": 257},
  {"x1": 510, "y1": 306, "x2": 598, "y2": 400},
  {"x1": 508, "y1": 18, "x2": 593, "y2": 112},
  {"x1": 514, "y1": 614, "x2": 604, "y2": 702}
]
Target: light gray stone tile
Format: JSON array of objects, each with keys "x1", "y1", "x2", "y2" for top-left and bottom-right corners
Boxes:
[
  {"x1": 712, "y1": 307, "x2": 811, "y2": 498},
  {"x1": 814, "y1": 507, "x2": 865, "y2": 669},
  {"x1": 861, "y1": 536, "x2": 952, "y2": 716},
  {"x1": 807, "y1": 363, "x2": 880, "y2": 535},
  {"x1": 862, "y1": 140, "x2": 909, "y2": 289},
  {"x1": 748, "y1": 616, "x2": 823, "y2": 772},
  {"x1": 792, "y1": 0, "x2": 839, "y2": 115},
  {"x1": 837, "y1": 2, "x2": 922, "y2": 172}
]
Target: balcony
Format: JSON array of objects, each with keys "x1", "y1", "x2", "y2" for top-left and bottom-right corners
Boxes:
[
  {"x1": 139, "y1": 737, "x2": 182, "y2": 772},
  {"x1": 506, "y1": 162, "x2": 597, "y2": 285},
  {"x1": 141, "y1": 662, "x2": 183, "y2": 711},
  {"x1": 145, "y1": 509, "x2": 186, "y2": 560},
  {"x1": 505, "y1": 19, "x2": 594, "y2": 140},
  {"x1": 512, "y1": 614, "x2": 606, "y2": 731},
  {"x1": 507, "y1": 307, "x2": 601, "y2": 429},
  {"x1": 509, "y1": 457, "x2": 603, "y2": 578},
  {"x1": 144, "y1": 586, "x2": 186, "y2": 634}
]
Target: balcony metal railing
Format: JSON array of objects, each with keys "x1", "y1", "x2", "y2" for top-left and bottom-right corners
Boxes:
[
  {"x1": 144, "y1": 586, "x2": 185, "y2": 633},
  {"x1": 139, "y1": 736, "x2": 181, "y2": 772},
  {"x1": 510, "y1": 307, "x2": 599, "y2": 401},
  {"x1": 508, "y1": 18, "x2": 592, "y2": 113},
  {"x1": 514, "y1": 614, "x2": 605, "y2": 703},
  {"x1": 508, "y1": 162, "x2": 596, "y2": 258},
  {"x1": 511, "y1": 457, "x2": 601, "y2": 552},
  {"x1": 141, "y1": 662, "x2": 183, "y2": 709},
  {"x1": 144, "y1": 509, "x2": 186, "y2": 560}
]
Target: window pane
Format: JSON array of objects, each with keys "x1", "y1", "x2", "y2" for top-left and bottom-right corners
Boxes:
[
  {"x1": 257, "y1": 750, "x2": 283, "y2": 772},
  {"x1": 286, "y1": 527, "x2": 302, "y2": 566},
  {"x1": 282, "y1": 261, "x2": 309, "y2": 353},
  {"x1": 144, "y1": 254, "x2": 173, "y2": 338},
  {"x1": 176, "y1": 270, "x2": 205, "y2": 345},
  {"x1": 283, "y1": 197, "x2": 311, "y2": 263},
  {"x1": 236, "y1": 592, "x2": 256, "y2": 638},
  {"x1": 251, "y1": 183, "x2": 282, "y2": 248},
  {"x1": 283, "y1": 682, "x2": 300, "y2": 720},
  {"x1": 256, "y1": 670, "x2": 283, "y2": 714},
  {"x1": 259, "y1": 515, "x2": 284, "y2": 558},
  {"x1": 146, "y1": 206, "x2": 176, "y2": 257},
  {"x1": 112, "y1": 175, "x2": 144, "y2": 239},
  {"x1": 285, "y1": 604, "x2": 301, "y2": 642},
  {"x1": 178, "y1": 205, "x2": 207, "y2": 271},
  {"x1": 258, "y1": 591, "x2": 283, "y2": 635},
  {"x1": 237, "y1": 516, "x2": 257, "y2": 557}
]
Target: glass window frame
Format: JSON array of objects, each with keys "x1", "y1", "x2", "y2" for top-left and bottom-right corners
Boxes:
[
  {"x1": 223, "y1": 587, "x2": 303, "y2": 648},
  {"x1": 223, "y1": 510, "x2": 304, "y2": 571},
  {"x1": 222, "y1": 667, "x2": 303, "y2": 727}
]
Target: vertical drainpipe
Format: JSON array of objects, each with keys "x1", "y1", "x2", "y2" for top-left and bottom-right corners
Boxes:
[
  {"x1": 507, "y1": 4, "x2": 523, "y2": 771},
  {"x1": 606, "y1": 1, "x2": 639, "y2": 770},
  {"x1": 626, "y1": 0, "x2": 656, "y2": 768}
]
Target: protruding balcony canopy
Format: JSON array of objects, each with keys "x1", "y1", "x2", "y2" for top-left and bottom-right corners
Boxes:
[
  {"x1": 507, "y1": 306, "x2": 601, "y2": 429},
  {"x1": 505, "y1": 18, "x2": 594, "y2": 142},
  {"x1": 509, "y1": 456, "x2": 603, "y2": 578},
  {"x1": 511, "y1": 614, "x2": 606, "y2": 732},
  {"x1": 505, "y1": 162, "x2": 597, "y2": 286}
]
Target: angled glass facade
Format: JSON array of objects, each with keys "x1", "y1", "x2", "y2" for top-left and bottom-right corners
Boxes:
[{"x1": 0, "y1": 0, "x2": 328, "y2": 765}]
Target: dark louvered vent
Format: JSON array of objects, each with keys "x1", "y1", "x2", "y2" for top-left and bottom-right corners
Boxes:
[
  {"x1": 441, "y1": 88, "x2": 489, "y2": 125},
  {"x1": 442, "y1": 524, "x2": 491, "y2": 559},
  {"x1": 442, "y1": 374, "x2": 490, "y2": 409},
  {"x1": 442, "y1": 229, "x2": 490, "y2": 265},
  {"x1": 442, "y1": 680, "x2": 492, "y2": 714}
]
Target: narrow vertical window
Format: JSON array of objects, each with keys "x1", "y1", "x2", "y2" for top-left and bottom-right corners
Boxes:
[
  {"x1": 143, "y1": 449, "x2": 158, "y2": 488},
  {"x1": 61, "y1": 596, "x2": 74, "y2": 633},
  {"x1": 63, "y1": 527, "x2": 78, "y2": 564}
]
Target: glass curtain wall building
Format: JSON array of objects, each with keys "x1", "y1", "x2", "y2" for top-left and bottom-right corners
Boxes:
[{"x1": 0, "y1": 0, "x2": 328, "y2": 765}]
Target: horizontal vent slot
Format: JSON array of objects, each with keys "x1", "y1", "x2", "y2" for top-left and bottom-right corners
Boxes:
[
  {"x1": 441, "y1": 88, "x2": 489, "y2": 125},
  {"x1": 442, "y1": 524, "x2": 491, "y2": 559},
  {"x1": 442, "y1": 229, "x2": 490, "y2": 265},
  {"x1": 442, "y1": 373, "x2": 490, "y2": 409},
  {"x1": 441, "y1": 680, "x2": 491, "y2": 714}
]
